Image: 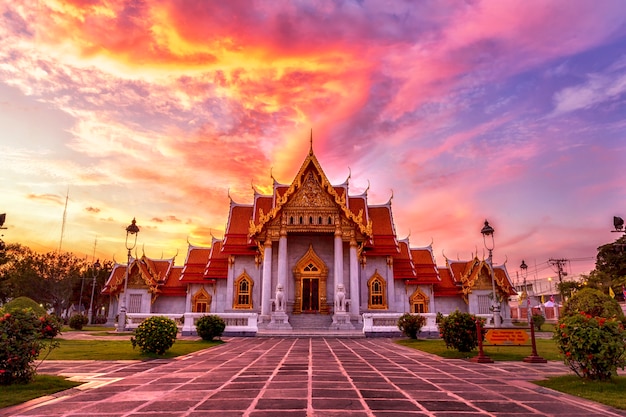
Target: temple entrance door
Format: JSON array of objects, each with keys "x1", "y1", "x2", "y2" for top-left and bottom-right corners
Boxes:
[
  {"x1": 301, "y1": 278, "x2": 319, "y2": 313},
  {"x1": 293, "y1": 245, "x2": 329, "y2": 314}
]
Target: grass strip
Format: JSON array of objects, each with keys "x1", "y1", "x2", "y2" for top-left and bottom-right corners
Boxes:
[
  {"x1": 0, "y1": 375, "x2": 81, "y2": 408},
  {"x1": 534, "y1": 375, "x2": 626, "y2": 410}
]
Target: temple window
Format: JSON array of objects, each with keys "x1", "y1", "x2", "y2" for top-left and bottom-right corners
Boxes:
[
  {"x1": 368, "y1": 273, "x2": 387, "y2": 309},
  {"x1": 328, "y1": 216, "x2": 332, "y2": 225},
  {"x1": 299, "y1": 216, "x2": 303, "y2": 224},
  {"x1": 409, "y1": 288, "x2": 429, "y2": 314},
  {"x1": 192, "y1": 288, "x2": 212, "y2": 313},
  {"x1": 303, "y1": 262, "x2": 319, "y2": 272},
  {"x1": 309, "y1": 216, "x2": 313, "y2": 224},
  {"x1": 290, "y1": 216, "x2": 294, "y2": 225},
  {"x1": 318, "y1": 216, "x2": 322, "y2": 224},
  {"x1": 234, "y1": 272, "x2": 253, "y2": 309}
]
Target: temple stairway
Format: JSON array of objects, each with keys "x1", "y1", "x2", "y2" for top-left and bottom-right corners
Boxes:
[{"x1": 257, "y1": 313, "x2": 365, "y2": 338}]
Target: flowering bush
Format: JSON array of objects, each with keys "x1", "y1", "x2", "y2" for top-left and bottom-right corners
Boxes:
[
  {"x1": 130, "y1": 316, "x2": 178, "y2": 355},
  {"x1": 195, "y1": 315, "x2": 226, "y2": 341},
  {"x1": 554, "y1": 312, "x2": 626, "y2": 380},
  {"x1": 438, "y1": 310, "x2": 485, "y2": 352},
  {"x1": 69, "y1": 314, "x2": 89, "y2": 330},
  {"x1": 397, "y1": 313, "x2": 426, "y2": 339},
  {"x1": 40, "y1": 314, "x2": 62, "y2": 339},
  {"x1": 0, "y1": 309, "x2": 61, "y2": 385}
]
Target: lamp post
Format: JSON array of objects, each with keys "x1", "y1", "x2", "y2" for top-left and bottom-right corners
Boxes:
[
  {"x1": 520, "y1": 260, "x2": 530, "y2": 325},
  {"x1": 117, "y1": 218, "x2": 139, "y2": 332},
  {"x1": 0, "y1": 213, "x2": 6, "y2": 253},
  {"x1": 481, "y1": 220, "x2": 501, "y2": 327},
  {"x1": 88, "y1": 259, "x2": 101, "y2": 325}
]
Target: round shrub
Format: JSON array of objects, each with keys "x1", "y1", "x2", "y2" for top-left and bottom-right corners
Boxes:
[
  {"x1": 531, "y1": 314, "x2": 545, "y2": 331},
  {"x1": 69, "y1": 314, "x2": 89, "y2": 330},
  {"x1": 438, "y1": 310, "x2": 485, "y2": 352},
  {"x1": 130, "y1": 316, "x2": 178, "y2": 355},
  {"x1": 562, "y1": 288, "x2": 624, "y2": 320},
  {"x1": 2, "y1": 297, "x2": 46, "y2": 316},
  {"x1": 196, "y1": 315, "x2": 226, "y2": 341},
  {"x1": 397, "y1": 313, "x2": 426, "y2": 339},
  {"x1": 554, "y1": 312, "x2": 625, "y2": 380},
  {"x1": 0, "y1": 309, "x2": 62, "y2": 385}
]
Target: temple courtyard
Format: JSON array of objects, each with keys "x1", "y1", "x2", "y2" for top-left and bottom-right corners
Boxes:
[{"x1": 3, "y1": 337, "x2": 625, "y2": 417}]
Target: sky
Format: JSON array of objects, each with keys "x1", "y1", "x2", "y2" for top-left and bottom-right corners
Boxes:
[{"x1": 1, "y1": 0, "x2": 625, "y2": 284}]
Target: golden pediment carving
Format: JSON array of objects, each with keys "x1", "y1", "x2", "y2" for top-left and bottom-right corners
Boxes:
[{"x1": 287, "y1": 171, "x2": 335, "y2": 208}]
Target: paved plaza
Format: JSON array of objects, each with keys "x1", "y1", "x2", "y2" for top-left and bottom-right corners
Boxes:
[{"x1": 3, "y1": 338, "x2": 625, "y2": 417}]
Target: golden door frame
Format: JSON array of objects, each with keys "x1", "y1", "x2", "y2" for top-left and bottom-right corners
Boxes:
[{"x1": 292, "y1": 244, "x2": 329, "y2": 314}]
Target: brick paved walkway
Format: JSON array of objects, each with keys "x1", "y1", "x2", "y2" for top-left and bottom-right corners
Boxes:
[{"x1": 3, "y1": 338, "x2": 625, "y2": 417}]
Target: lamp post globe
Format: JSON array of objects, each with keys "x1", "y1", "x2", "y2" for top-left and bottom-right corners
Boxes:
[
  {"x1": 117, "y1": 218, "x2": 139, "y2": 332},
  {"x1": 481, "y1": 220, "x2": 500, "y2": 327}
]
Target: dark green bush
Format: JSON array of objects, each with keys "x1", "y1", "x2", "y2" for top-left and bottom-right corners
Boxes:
[
  {"x1": 130, "y1": 316, "x2": 178, "y2": 355},
  {"x1": 562, "y1": 288, "x2": 624, "y2": 320},
  {"x1": 196, "y1": 315, "x2": 226, "y2": 341},
  {"x1": 397, "y1": 313, "x2": 426, "y2": 339},
  {"x1": 69, "y1": 314, "x2": 89, "y2": 330},
  {"x1": 438, "y1": 310, "x2": 485, "y2": 352},
  {"x1": 0, "y1": 309, "x2": 61, "y2": 385},
  {"x1": 532, "y1": 314, "x2": 545, "y2": 331}
]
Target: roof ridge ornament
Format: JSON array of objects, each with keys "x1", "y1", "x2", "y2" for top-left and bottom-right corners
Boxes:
[{"x1": 309, "y1": 128, "x2": 313, "y2": 155}]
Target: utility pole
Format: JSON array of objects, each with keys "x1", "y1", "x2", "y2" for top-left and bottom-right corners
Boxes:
[{"x1": 548, "y1": 258, "x2": 568, "y2": 321}]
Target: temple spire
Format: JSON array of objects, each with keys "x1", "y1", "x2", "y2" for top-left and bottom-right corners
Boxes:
[{"x1": 309, "y1": 128, "x2": 313, "y2": 155}]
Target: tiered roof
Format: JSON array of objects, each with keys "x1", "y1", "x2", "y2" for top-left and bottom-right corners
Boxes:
[{"x1": 102, "y1": 255, "x2": 185, "y2": 299}]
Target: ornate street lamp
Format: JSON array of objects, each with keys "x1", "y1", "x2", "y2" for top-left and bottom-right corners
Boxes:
[
  {"x1": 117, "y1": 218, "x2": 139, "y2": 332},
  {"x1": 88, "y1": 259, "x2": 101, "y2": 325},
  {"x1": 481, "y1": 220, "x2": 501, "y2": 327},
  {"x1": 520, "y1": 260, "x2": 530, "y2": 325}
]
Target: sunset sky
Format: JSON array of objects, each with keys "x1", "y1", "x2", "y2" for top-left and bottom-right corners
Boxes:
[{"x1": 1, "y1": 1, "x2": 625, "y2": 283}]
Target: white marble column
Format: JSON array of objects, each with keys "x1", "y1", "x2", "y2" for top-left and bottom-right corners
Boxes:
[
  {"x1": 261, "y1": 239, "x2": 272, "y2": 317},
  {"x1": 349, "y1": 238, "x2": 359, "y2": 317},
  {"x1": 268, "y1": 226, "x2": 291, "y2": 329},
  {"x1": 330, "y1": 224, "x2": 353, "y2": 329},
  {"x1": 277, "y1": 227, "x2": 288, "y2": 303},
  {"x1": 334, "y1": 225, "x2": 344, "y2": 289}
]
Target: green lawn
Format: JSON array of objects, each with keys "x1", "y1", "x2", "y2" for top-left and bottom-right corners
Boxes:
[
  {"x1": 42, "y1": 338, "x2": 222, "y2": 360},
  {"x1": 0, "y1": 375, "x2": 81, "y2": 409},
  {"x1": 397, "y1": 338, "x2": 561, "y2": 361}
]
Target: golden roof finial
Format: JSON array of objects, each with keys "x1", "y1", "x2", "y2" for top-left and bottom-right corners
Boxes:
[{"x1": 309, "y1": 128, "x2": 313, "y2": 155}]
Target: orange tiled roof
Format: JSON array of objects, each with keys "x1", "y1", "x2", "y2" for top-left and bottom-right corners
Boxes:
[
  {"x1": 204, "y1": 239, "x2": 229, "y2": 280},
  {"x1": 434, "y1": 267, "x2": 460, "y2": 297},
  {"x1": 348, "y1": 196, "x2": 368, "y2": 228},
  {"x1": 364, "y1": 205, "x2": 398, "y2": 255},
  {"x1": 160, "y1": 266, "x2": 186, "y2": 296},
  {"x1": 180, "y1": 245, "x2": 211, "y2": 283},
  {"x1": 392, "y1": 240, "x2": 415, "y2": 280},
  {"x1": 410, "y1": 247, "x2": 440, "y2": 284},
  {"x1": 223, "y1": 203, "x2": 256, "y2": 254}
]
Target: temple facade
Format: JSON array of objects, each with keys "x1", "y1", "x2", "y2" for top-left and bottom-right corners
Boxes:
[{"x1": 103, "y1": 146, "x2": 516, "y2": 334}]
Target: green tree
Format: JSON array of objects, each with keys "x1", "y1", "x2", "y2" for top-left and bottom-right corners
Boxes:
[
  {"x1": 0, "y1": 245, "x2": 89, "y2": 317},
  {"x1": 595, "y1": 235, "x2": 626, "y2": 297}
]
